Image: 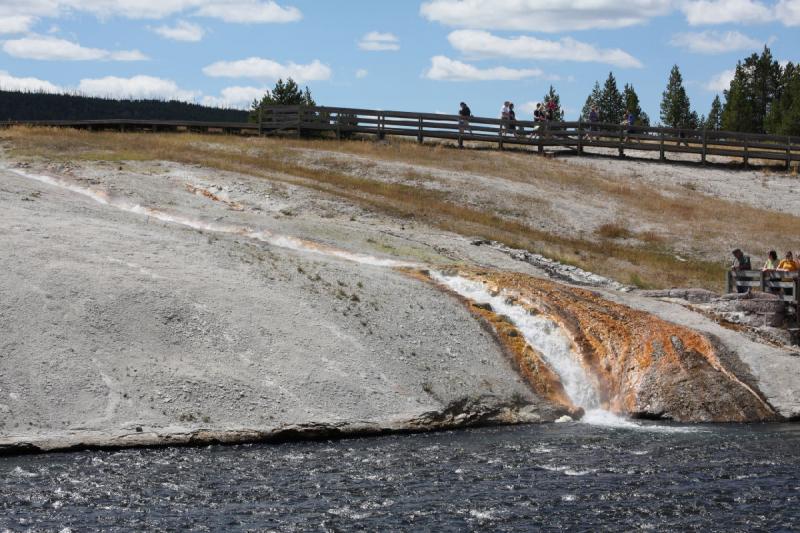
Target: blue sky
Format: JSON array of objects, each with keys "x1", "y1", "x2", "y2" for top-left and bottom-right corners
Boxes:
[{"x1": 0, "y1": 1, "x2": 798, "y2": 122}]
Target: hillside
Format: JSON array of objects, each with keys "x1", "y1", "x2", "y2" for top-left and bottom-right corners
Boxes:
[
  {"x1": 1, "y1": 127, "x2": 799, "y2": 453},
  {"x1": 0, "y1": 90, "x2": 248, "y2": 122}
]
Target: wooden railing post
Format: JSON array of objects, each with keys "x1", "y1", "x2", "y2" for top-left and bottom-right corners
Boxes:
[
  {"x1": 743, "y1": 136, "x2": 749, "y2": 167},
  {"x1": 296, "y1": 107, "x2": 302, "y2": 138},
  {"x1": 417, "y1": 116, "x2": 423, "y2": 144},
  {"x1": 335, "y1": 112, "x2": 341, "y2": 140},
  {"x1": 701, "y1": 128, "x2": 707, "y2": 165},
  {"x1": 795, "y1": 277, "x2": 800, "y2": 325},
  {"x1": 760, "y1": 270, "x2": 767, "y2": 293},
  {"x1": 787, "y1": 135, "x2": 792, "y2": 171},
  {"x1": 577, "y1": 119, "x2": 583, "y2": 155},
  {"x1": 538, "y1": 122, "x2": 545, "y2": 154},
  {"x1": 618, "y1": 124, "x2": 624, "y2": 158},
  {"x1": 378, "y1": 112, "x2": 385, "y2": 140},
  {"x1": 659, "y1": 131, "x2": 665, "y2": 161}
]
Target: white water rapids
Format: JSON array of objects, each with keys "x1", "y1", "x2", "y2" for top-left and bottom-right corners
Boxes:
[{"x1": 9, "y1": 167, "x2": 692, "y2": 431}]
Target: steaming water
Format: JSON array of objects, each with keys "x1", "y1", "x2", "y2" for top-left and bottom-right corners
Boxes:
[{"x1": 2, "y1": 423, "x2": 798, "y2": 531}]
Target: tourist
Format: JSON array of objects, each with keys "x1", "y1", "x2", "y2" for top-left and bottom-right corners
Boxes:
[
  {"x1": 458, "y1": 102, "x2": 473, "y2": 136},
  {"x1": 623, "y1": 109, "x2": 635, "y2": 142},
  {"x1": 546, "y1": 99, "x2": 557, "y2": 121},
  {"x1": 508, "y1": 102, "x2": 517, "y2": 136},
  {"x1": 777, "y1": 251, "x2": 799, "y2": 272},
  {"x1": 533, "y1": 103, "x2": 545, "y2": 122},
  {"x1": 500, "y1": 101, "x2": 510, "y2": 136},
  {"x1": 731, "y1": 248, "x2": 751, "y2": 293},
  {"x1": 763, "y1": 250, "x2": 779, "y2": 271},
  {"x1": 530, "y1": 103, "x2": 544, "y2": 139}
]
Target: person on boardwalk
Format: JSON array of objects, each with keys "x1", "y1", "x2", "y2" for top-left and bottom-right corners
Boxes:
[
  {"x1": 731, "y1": 248, "x2": 751, "y2": 293},
  {"x1": 508, "y1": 102, "x2": 518, "y2": 136},
  {"x1": 623, "y1": 109, "x2": 635, "y2": 142},
  {"x1": 500, "y1": 101, "x2": 510, "y2": 136},
  {"x1": 530, "y1": 103, "x2": 544, "y2": 138},
  {"x1": 777, "y1": 251, "x2": 799, "y2": 272},
  {"x1": 763, "y1": 250, "x2": 781, "y2": 294},
  {"x1": 546, "y1": 99, "x2": 557, "y2": 121},
  {"x1": 458, "y1": 102, "x2": 473, "y2": 136},
  {"x1": 763, "y1": 250, "x2": 779, "y2": 271}
]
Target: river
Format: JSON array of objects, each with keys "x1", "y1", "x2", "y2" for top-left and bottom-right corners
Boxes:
[{"x1": 2, "y1": 421, "x2": 798, "y2": 531}]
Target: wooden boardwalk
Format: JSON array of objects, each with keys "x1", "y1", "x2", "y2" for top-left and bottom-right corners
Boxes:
[
  {"x1": 728, "y1": 270, "x2": 799, "y2": 325},
  {"x1": 4, "y1": 105, "x2": 799, "y2": 167}
]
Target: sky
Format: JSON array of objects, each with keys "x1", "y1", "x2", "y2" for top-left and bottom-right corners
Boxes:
[{"x1": 0, "y1": 0, "x2": 798, "y2": 122}]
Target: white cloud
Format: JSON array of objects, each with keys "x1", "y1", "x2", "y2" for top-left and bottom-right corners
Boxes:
[
  {"x1": 420, "y1": 0, "x2": 672, "y2": 32},
  {"x1": 202, "y1": 85, "x2": 265, "y2": 108},
  {"x1": 681, "y1": 0, "x2": 775, "y2": 25},
  {"x1": 0, "y1": 70, "x2": 62, "y2": 92},
  {"x1": 355, "y1": 68, "x2": 368, "y2": 78},
  {"x1": 358, "y1": 31, "x2": 399, "y2": 51},
  {"x1": 195, "y1": 1, "x2": 301, "y2": 23},
  {"x1": 704, "y1": 69, "x2": 736, "y2": 91},
  {"x1": 447, "y1": 29, "x2": 642, "y2": 68},
  {"x1": 424, "y1": 55, "x2": 545, "y2": 81},
  {"x1": 0, "y1": 1, "x2": 301, "y2": 25},
  {"x1": 669, "y1": 30, "x2": 764, "y2": 54},
  {"x1": 202, "y1": 57, "x2": 331, "y2": 82},
  {"x1": 2, "y1": 35, "x2": 147, "y2": 61},
  {"x1": 776, "y1": 0, "x2": 800, "y2": 25},
  {"x1": 0, "y1": 15, "x2": 34, "y2": 34},
  {"x1": 152, "y1": 20, "x2": 205, "y2": 41},
  {"x1": 77, "y1": 75, "x2": 199, "y2": 100}
]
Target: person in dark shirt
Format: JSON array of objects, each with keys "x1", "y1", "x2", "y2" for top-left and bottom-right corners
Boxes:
[
  {"x1": 458, "y1": 102, "x2": 473, "y2": 135},
  {"x1": 731, "y1": 248, "x2": 752, "y2": 293},
  {"x1": 508, "y1": 102, "x2": 517, "y2": 135}
]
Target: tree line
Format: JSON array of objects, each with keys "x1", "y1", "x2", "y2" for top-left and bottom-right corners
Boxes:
[
  {"x1": 580, "y1": 46, "x2": 798, "y2": 136},
  {"x1": 0, "y1": 90, "x2": 248, "y2": 122}
]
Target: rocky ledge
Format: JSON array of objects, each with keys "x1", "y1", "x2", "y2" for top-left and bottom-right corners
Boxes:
[{"x1": 0, "y1": 396, "x2": 566, "y2": 456}]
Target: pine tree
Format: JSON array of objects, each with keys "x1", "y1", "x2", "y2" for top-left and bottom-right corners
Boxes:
[
  {"x1": 581, "y1": 81, "x2": 602, "y2": 121},
  {"x1": 249, "y1": 78, "x2": 316, "y2": 121},
  {"x1": 721, "y1": 62, "x2": 753, "y2": 132},
  {"x1": 706, "y1": 95, "x2": 723, "y2": 130},
  {"x1": 623, "y1": 83, "x2": 650, "y2": 126},
  {"x1": 660, "y1": 65, "x2": 692, "y2": 128},
  {"x1": 721, "y1": 47, "x2": 782, "y2": 133},
  {"x1": 598, "y1": 72, "x2": 625, "y2": 124},
  {"x1": 765, "y1": 62, "x2": 800, "y2": 135},
  {"x1": 542, "y1": 85, "x2": 564, "y2": 121}
]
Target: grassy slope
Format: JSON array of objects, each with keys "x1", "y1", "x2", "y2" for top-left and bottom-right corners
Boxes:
[{"x1": 4, "y1": 127, "x2": 798, "y2": 291}]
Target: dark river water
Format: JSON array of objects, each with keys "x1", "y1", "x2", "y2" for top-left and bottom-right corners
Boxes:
[{"x1": 1, "y1": 422, "x2": 799, "y2": 532}]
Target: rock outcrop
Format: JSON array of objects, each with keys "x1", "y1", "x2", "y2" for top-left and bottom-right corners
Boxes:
[{"x1": 449, "y1": 269, "x2": 779, "y2": 422}]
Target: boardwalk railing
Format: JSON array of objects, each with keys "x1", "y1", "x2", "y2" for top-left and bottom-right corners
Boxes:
[
  {"x1": 727, "y1": 270, "x2": 799, "y2": 323},
  {"x1": 3, "y1": 105, "x2": 799, "y2": 167},
  {"x1": 260, "y1": 105, "x2": 800, "y2": 167}
]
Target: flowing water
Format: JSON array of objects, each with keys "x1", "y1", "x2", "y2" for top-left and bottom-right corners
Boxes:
[{"x1": 1, "y1": 423, "x2": 798, "y2": 531}]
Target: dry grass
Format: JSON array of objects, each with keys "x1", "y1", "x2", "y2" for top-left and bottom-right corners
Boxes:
[
  {"x1": 4, "y1": 126, "x2": 798, "y2": 291},
  {"x1": 596, "y1": 223, "x2": 633, "y2": 240}
]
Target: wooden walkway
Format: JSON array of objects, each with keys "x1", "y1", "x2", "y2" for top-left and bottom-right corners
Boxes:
[
  {"x1": 269, "y1": 106, "x2": 800, "y2": 168},
  {"x1": 728, "y1": 270, "x2": 799, "y2": 325},
  {"x1": 4, "y1": 105, "x2": 800, "y2": 167}
]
